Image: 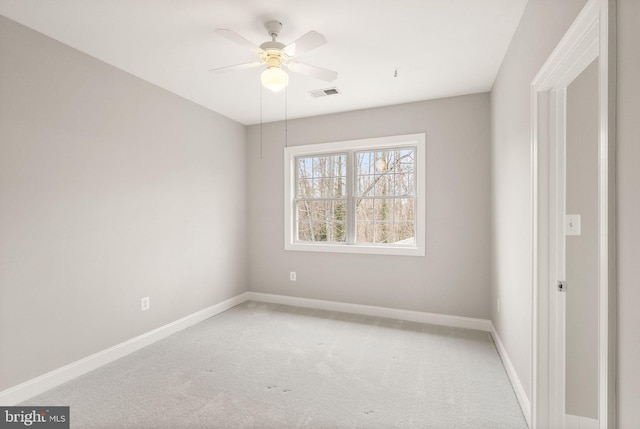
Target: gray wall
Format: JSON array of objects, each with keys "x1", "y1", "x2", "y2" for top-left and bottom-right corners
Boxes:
[
  {"x1": 565, "y1": 59, "x2": 599, "y2": 419},
  {"x1": 0, "y1": 16, "x2": 248, "y2": 391},
  {"x1": 617, "y1": 0, "x2": 640, "y2": 425},
  {"x1": 490, "y1": 0, "x2": 588, "y2": 401},
  {"x1": 247, "y1": 94, "x2": 491, "y2": 319}
]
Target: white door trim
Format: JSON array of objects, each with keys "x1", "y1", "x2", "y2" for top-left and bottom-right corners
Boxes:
[{"x1": 530, "y1": 0, "x2": 612, "y2": 427}]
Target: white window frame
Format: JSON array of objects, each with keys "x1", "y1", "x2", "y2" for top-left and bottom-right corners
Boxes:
[{"x1": 284, "y1": 133, "x2": 426, "y2": 256}]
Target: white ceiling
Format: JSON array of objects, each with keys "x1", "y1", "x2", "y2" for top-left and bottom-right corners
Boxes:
[{"x1": 0, "y1": 0, "x2": 528, "y2": 125}]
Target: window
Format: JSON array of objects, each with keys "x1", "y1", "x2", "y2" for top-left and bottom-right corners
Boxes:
[{"x1": 284, "y1": 133, "x2": 425, "y2": 256}]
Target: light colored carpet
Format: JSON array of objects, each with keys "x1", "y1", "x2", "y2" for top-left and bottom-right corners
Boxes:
[{"x1": 23, "y1": 301, "x2": 527, "y2": 428}]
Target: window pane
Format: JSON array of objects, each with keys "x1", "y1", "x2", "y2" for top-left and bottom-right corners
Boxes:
[
  {"x1": 373, "y1": 199, "x2": 392, "y2": 221},
  {"x1": 356, "y1": 148, "x2": 415, "y2": 199},
  {"x1": 374, "y1": 175, "x2": 393, "y2": 196},
  {"x1": 377, "y1": 221, "x2": 394, "y2": 243},
  {"x1": 297, "y1": 220, "x2": 311, "y2": 241},
  {"x1": 394, "y1": 172, "x2": 415, "y2": 196},
  {"x1": 357, "y1": 152, "x2": 374, "y2": 175},
  {"x1": 355, "y1": 197, "x2": 416, "y2": 245},
  {"x1": 365, "y1": 198, "x2": 415, "y2": 221},
  {"x1": 395, "y1": 149, "x2": 415, "y2": 174},
  {"x1": 296, "y1": 154, "x2": 346, "y2": 198},
  {"x1": 333, "y1": 177, "x2": 346, "y2": 197},
  {"x1": 356, "y1": 220, "x2": 374, "y2": 243},
  {"x1": 297, "y1": 201, "x2": 311, "y2": 223},
  {"x1": 311, "y1": 222, "x2": 329, "y2": 242},
  {"x1": 355, "y1": 198, "x2": 374, "y2": 221},
  {"x1": 296, "y1": 201, "x2": 326, "y2": 226},
  {"x1": 330, "y1": 222, "x2": 346, "y2": 242},
  {"x1": 395, "y1": 197, "x2": 415, "y2": 221},
  {"x1": 296, "y1": 199, "x2": 347, "y2": 242},
  {"x1": 333, "y1": 200, "x2": 347, "y2": 223},
  {"x1": 296, "y1": 221, "x2": 348, "y2": 243},
  {"x1": 357, "y1": 174, "x2": 375, "y2": 196},
  {"x1": 356, "y1": 221, "x2": 394, "y2": 244},
  {"x1": 297, "y1": 157, "x2": 313, "y2": 179},
  {"x1": 393, "y1": 222, "x2": 415, "y2": 244}
]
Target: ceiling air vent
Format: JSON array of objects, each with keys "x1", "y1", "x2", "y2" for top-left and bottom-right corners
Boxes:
[{"x1": 309, "y1": 87, "x2": 341, "y2": 98}]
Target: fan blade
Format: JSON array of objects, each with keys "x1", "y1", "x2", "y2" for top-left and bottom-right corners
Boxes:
[
  {"x1": 284, "y1": 31, "x2": 327, "y2": 56},
  {"x1": 215, "y1": 29, "x2": 262, "y2": 53},
  {"x1": 209, "y1": 62, "x2": 262, "y2": 73},
  {"x1": 287, "y1": 62, "x2": 338, "y2": 82}
]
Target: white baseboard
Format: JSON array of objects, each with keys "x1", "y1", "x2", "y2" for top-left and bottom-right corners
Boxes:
[
  {"x1": 565, "y1": 413, "x2": 599, "y2": 429},
  {"x1": 490, "y1": 323, "x2": 531, "y2": 428},
  {"x1": 247, "y1": 292, "x2": 491, "y2": 332},
  {"x1": 0, "y1": 292, "x2": 249, "y2": 405}
]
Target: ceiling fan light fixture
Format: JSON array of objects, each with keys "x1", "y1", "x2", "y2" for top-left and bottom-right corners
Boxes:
[
  {"x1": 261, "y1": 66, "x2": 289, "y2": 92},
  {"x1": 213, "y1": 21, "x2": 336, "y2": 92}
]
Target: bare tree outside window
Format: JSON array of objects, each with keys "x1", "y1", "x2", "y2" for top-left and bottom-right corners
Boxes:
[
  {"x1": 294, "y1": 147, "x2": 416, "y2": 245},
  {"x1": 355, "y1": 148, "x2": 415, "y2": 245},
  {"x1": 295, "y1": 154, "x2": 347, "y2": 242}
]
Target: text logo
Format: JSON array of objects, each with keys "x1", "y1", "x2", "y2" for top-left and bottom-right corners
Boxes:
[{"x1": 0, "y1": 407, "x2": 69, "y2": 428}]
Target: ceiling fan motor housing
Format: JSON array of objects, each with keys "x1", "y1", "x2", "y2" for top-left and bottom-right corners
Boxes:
[
  {"x1": 260, "y1": 22, "x2": 287, "y2": 69},
  {"x1": 261, "y1": 50, "x2": 287, "y2": 68},
  {"x1": 259, "y1": 40, "x2": 285, "y2": 51},
  {"x1": 264, "y1": 20, "x2": 283, "y2": 38}
]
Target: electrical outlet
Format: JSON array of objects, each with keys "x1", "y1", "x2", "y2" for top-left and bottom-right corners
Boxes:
[
  {"x1": 141, "y1": 296, "x2": 150, "y2": 311},
  {"x1": 290, "y1": 272, "x2": 296, "y2": 281}
]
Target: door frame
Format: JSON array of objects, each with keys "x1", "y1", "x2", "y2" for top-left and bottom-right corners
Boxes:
[{"x1": 530, "y1": 0, "x2": 614, "y2": 427}]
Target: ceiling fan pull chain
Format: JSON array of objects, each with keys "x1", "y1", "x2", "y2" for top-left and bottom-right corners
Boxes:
[{"x1": 260, "y1": 81, "x2": 263, "y2": 160}]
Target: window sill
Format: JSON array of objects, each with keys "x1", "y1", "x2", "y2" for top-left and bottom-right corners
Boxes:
[{"x1": 285, "y1": 242, "x2": 425, "y2": 256}]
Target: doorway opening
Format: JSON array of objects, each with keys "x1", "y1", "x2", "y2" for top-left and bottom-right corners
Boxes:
[{"x1": 530, "y1": 0, "x2": 614, "y2": 427}]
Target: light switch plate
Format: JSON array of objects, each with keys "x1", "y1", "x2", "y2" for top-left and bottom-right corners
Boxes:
[{"x1": 566, "y1": 214, "x2": 581, "y2": 236}]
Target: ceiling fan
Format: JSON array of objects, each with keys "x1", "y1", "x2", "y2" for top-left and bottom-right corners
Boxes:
[{"x1": 210, "y1": 20, "x2": 338, "y2": 92}]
